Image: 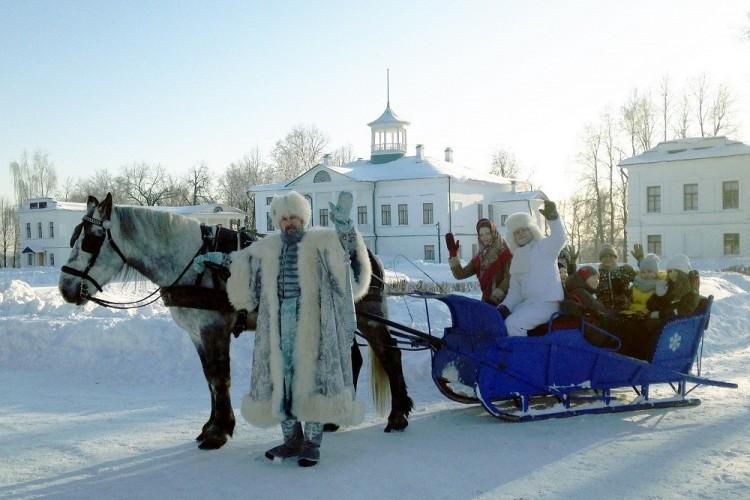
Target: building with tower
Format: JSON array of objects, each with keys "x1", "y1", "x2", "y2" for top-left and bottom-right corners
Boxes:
[{"x1": 249, "y1": 92, "x2": 546, "y2": 264}]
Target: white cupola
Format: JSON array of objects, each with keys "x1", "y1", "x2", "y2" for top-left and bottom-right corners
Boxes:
[{"x1": 367, "y1": 70, "x2": 410, "y2": 164}]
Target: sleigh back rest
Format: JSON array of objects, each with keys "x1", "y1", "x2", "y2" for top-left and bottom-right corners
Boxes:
[
  {"x1": 437, "y1": 294, "x2": 506, "y2": 346},
  {"x1": 650, "y1": 295, "x2": 713, "y2": 372}
]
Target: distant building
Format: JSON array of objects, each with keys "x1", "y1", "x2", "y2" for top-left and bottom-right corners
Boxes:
[
  {"x1": 249, "y1": 100, "x2": 546, "y2": 263},
  {"x1": 621, "y1": 136, "x2": 750, "y2": 259},
  {"x1": 17, "y1": 198, "x2": 247, "y2": 268}
]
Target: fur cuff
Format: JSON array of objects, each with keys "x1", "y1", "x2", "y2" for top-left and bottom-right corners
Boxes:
[
  {"x1": 295, "y1": 391, "x2": 364, "y2": 427},
  {"x1": 226, "y1": 246, "x2": 255, "y2": 312},
  {"x1": 241, "y1": 394, "x2": 279, "y2": 428}
]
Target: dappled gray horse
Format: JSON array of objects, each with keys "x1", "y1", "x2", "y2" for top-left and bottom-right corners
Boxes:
[{"x1": 59, "y1": 194, "x2": 412, "y2": 450}]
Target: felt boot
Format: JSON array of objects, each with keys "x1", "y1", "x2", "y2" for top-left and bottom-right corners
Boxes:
[
  {"x1": 265, "y1": 419, "x2": 303, "y2": 462},
  {"x1": 298, "y1": 422, "x2": 323, "y2": 467}
]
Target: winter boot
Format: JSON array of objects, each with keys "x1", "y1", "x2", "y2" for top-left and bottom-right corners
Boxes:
[
  {"x1": 298, "y1": 422, "x2": 323, "y2": 467},
  {"x1": 265, "y1": 419, "x2": 303, "y2": 462}
]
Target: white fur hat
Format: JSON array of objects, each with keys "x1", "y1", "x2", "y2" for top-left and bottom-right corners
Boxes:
[
  {"x1": 639, "y1": 253, "x2": 660, "y2": 274},
  {"x1": 504, "y1": 212, "x2": 543, "y2": 252},
  {"x1": 665, "y1": 253, "x2": 692, "y2": 274},
  {"x1": 270, "y1": 191, "x2": 311, "y2": 229}
]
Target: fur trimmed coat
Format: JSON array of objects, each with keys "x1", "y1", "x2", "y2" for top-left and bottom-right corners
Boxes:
[{"x1": 226, "y1": 227, "x2": 371, "y2": 428}]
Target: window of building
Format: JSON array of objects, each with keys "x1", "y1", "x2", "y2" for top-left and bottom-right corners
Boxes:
[
  {"x1": 723, "y1": 181, "x2": 739, "y2": 209},
  {"x1": 488, "y1": 204, "x2": 494, "y2": 222},
  {"x1": 647, "y1": 234, "x2": 662, "y2": 256},
  {"x1": 39, "y1": 202, "x2": 47, "y2": 209},
  {"x1": 266, "y1": 196, "x2": 273, "y2": 206},
  {"x1": 357, "y1": 206, "x2": 367, "y2": 225},
  {"x1": 424, "y1": 245, "x2": 435, "y2": 262},
  {"x1": 27, "y1": 253, "x2": 33, "y2": 266},
  {"x1": 683, "y1": 184, "x2": 698, "y2": 211},
  {"x1": 266, "y1": 212, "x2": 274, "y2": 231},
  {"x1": 381, "y1": 205, "x2": 391, "y2": 226},
  {"x1": 477, "y1": 203, "x2": 483, "y2": 219},
  {"x1": 319, "y1": 208, "x2": 329, "y2": 227},
  {"x1": 50, "y1": 254, "x2": 55, "y2": 266},
  {"x1": 724, "y1": 233, "x2": 740, "y2": 256},
  {"x1": 313, "y1": 171, "x2": 331, "y2": 183},
  {"x1": 422, "y1": 203, "x2": 433, "y2": 225},
  {"x1": 37, "y1": 222, "x2": 43, "y2": 239},
  {"x1": 26, "y1": 223, "x2": 31, "y2": 239},
  {"x1": 49, "y1": 221, "x2": 55, "y2": 238},
  {"x1": 398, "y1": 204, "x2": 408, "y2": 225},
  {"x1": 500, "y1": 214, "x2": 508, "y2": 227},
  {"x1": 30, "y1": 202, "x2": 38, "y2": 209},
  {"x1": 647, "y1": 186, "x2": 661, "y2": 213}
]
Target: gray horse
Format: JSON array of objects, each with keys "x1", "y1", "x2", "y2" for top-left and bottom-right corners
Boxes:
[{"x1": 59, "y1": 194, "x2": 412, "y2": 450}]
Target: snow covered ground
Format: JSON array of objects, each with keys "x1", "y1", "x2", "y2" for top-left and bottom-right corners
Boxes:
[{"x1": 1, "y1": 263, "x2": 748, "y2": 499}]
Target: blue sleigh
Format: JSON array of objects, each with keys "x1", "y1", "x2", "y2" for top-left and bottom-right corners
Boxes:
[{"x1": 361, "y1": 293, "x2": 737, "y2": 421}]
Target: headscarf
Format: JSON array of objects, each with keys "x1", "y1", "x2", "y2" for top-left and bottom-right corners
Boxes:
[{"x1": 475, "y1": 218, "x2": 504, "y2": 278}]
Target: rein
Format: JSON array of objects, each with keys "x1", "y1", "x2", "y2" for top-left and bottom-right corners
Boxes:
[{"x1": 62, "y1": 213, "x2": 204, "y2": 310}]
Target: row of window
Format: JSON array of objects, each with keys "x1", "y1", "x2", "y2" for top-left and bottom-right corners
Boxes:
[
  {"x1": 25, "y1": 253, "x2": 55, "y2": 266},
  {"x1": 646, "y1": 233, "x2": 741, "y2": 256},
  {"x1": 646, "y1": 181, "x2": 739, "y2": 213},
  {"x1": 25, "y1": 222, "x2": 55, "y2": 239}
]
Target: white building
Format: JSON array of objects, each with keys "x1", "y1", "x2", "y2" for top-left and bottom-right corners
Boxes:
[
  {"x1": 17, "y1": 198, "x2": 247, "y2": 268},
  {"x1": 249, "y1": 100, "x2": 546, "y2": 263},
  {"x1": 621, "y1": 136, "x2": 750, "y2": 259}
]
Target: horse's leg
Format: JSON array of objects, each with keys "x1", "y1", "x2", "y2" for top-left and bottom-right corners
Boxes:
[
  {"x1": 358, "y1": 314, "x2": 414, "y2": 432},
  {"x1": 195, "y1": 346, "x2": 216, "y2": 442},
  {"x1": 196, "y1": 326, "x2": 235, "y2": 450}
]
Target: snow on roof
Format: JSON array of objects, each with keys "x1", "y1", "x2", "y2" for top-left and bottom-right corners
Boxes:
[
  {"x1": 491, "y1": 190, "x2": 548, "y2": 201},
  {"x1": 249, "y1": 182, "x2": 287, "y2": 193},
  {"x1": 56, "y1": 201, "x2": 88, "y2": 211},
  {"x1": 327, "y1": 154, "x2": 513, "y2": 184},
  {"x1": 153, "y1": 204, "x2": 245, "y2": 215},
  {"x1": 367, "y1": 104, "x2": 410, "y2": 127},
  {"x1": 619, "y1": 136, "x2": 750, "y2": 166}
]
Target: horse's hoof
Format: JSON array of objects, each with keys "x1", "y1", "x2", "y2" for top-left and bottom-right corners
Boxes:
[
  {"x1": 196, "y1": 431, "x2": 206, "y2": 442},
  {"x1": 198, "y1": 434, "x2": 228, "y2": 450},
  {"x1": 323, "y1": 423, "x2": 340, "y2": 432},
  {"x1": 384, "y1": 415, "x2": 409, "y2": 432}
]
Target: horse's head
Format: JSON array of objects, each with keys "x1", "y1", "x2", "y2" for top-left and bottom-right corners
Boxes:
[{"x1": 59, "y1": 193, "x2": 127, "y2": 305}]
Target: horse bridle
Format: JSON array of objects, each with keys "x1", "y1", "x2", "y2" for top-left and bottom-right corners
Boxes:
[
  {"x1": 61, "y1": 212, "x2": 202, "y2": 308},
  {"x1": 61, "y1": 214, "x2": 128, "y2": 294}
]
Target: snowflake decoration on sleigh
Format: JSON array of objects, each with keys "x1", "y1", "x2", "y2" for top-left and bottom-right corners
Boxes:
[{"x1": 669, "y1": 333, "x2": 682, "y2": 352}]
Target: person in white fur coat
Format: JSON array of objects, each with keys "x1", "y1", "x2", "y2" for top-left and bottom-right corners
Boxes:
[
  {"x1": 226, "y1": 190, "x2": 371, "y2": 467},
  {"x1": 497, "y1": 200, "x2": 567, "y2": 337}
]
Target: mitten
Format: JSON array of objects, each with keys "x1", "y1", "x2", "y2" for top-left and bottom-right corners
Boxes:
[
  {"x1": 497, "y1": 305, "x2": 511, "y2": 319},
  {"x1": 630, "y1": 243, "x2": 644, "y2": 263},
  {"x1": 192, "y1": 252, "x2": 227, "y2": 273},
  {"x1": 539, "y1": 200, "x2": 558, "y2": 220},
  {"x1": 445, "y1": 232, "x2": 460, "y2": 258},
  {"x1": 329, "y1": 191, "x2": 354, "y2": 233}
]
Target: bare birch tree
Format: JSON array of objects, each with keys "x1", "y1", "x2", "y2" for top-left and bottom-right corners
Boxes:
[
  {"x1": 659, "y1": 76, "x2": 671, "y2": 142},
  {"x1": 270, "y1": 125, "x2": 329, "y2": 181},
  {"x1": 693, "y1": 74, "x2": 709, "y2": 137},
  {"x1": 9, "y1": 150, "x2": 58, "y2": 205},
  {"x1": 490, "y1": 149, "x2": 521, "y2": 178},
  {"x1": 121, "y1": 162, "x2": 172, "y2": 206},
  {"x1": 331, "y1": 144, "x2": 355, "y2": 167},
  {"x1": 673, "y1": 94, "x2": 691, "y2": 139},
  {"x1": 0, "y1": 198, "x2": 17, "y2": 267}
]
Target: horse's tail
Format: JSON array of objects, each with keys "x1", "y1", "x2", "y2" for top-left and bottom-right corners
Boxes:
[
  {"x1": 366, "y1": 251, "x2": 391, "y2": 416},
  {"x1": 369, "y1": 344, "x2": 390, "y2": 416}
]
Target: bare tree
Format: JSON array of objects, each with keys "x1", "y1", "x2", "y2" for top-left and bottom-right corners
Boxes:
[
  {"x1": 57, "y1": 177, "x2": 77, "y2": 202},
  {"x1": 180, "y1": 162, "x2": 214, "y2": 205},
  {"x1": 578, "y1": 125, "x2": 605, "y2": 247},
  {"x1": 121, "y1": 162, "x2": 172, "y2": 206},
  {"x1": 331, "y1": 144, "x2": 355, "y2": 167},
  {"x1": 636, "y1": 92, "x2": 657, "y2": 151},
  {"x1": 659, "y1": 76, "x2": 671, "y2": 142},
  {"x1": 0, "y1": 198, "x2": 17, "y2": 267},
  {"x1": 672, "y1": 94, "x2": 691, "y2": 139},
  {"x1": 621, "y1": 90, "x2": 640, "y2": 156},
  {"x1": 710, "y1": 83, "x2": 735, "y2": 136},
  {"x1": 602, "y1": 113, "x2": 618, "y2": 244},
  {"x1": 693, "y1": 74, "x2": 709, "y2": 137},
  {"x1": 217, "y1": 149, "x2": 271, "y2": 227},
  {"x1": 489, "y1": 149, "x2": 521, "y2": 178},
  {"x1": 71, "y1": 168, "x2": 126, "y2": 202},
  {"x1": 270, "y1": 125, "x2": 329, "y2": 181},
  {"x1": 9, "y1": 150, "x2": 58, "y2": 205}
]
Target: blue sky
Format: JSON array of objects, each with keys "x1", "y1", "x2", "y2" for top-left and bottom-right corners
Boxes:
[{"x1": 2, "y1": 0, "x2": 748, "y2": 202}]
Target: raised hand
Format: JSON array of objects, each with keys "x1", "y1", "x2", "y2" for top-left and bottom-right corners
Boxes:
[
  {"x1": 566, "y1": 244, "x2": 579, "y2": 270},
  {"x1": 445, "y1": 232, "x2": 460, "y2": 258},
  {"x1": 539, "y1": 200, "x2": 558, "y2": 220},
  {"x1": 630, "y1": 243, "x2": 644, "y2": 263},
  {"x1": 329, "y1": 191, "x2": 354, "y2": 233}
]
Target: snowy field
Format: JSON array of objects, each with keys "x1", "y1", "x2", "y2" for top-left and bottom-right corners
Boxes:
[{"x1": 1, "y1": 262, "x2": 749, "y2": 499}]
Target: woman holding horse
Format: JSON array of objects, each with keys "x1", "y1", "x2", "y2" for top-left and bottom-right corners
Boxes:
[
  {"x1": 444, "y1": 218, "x2": 512, "y2": 305},
  {"x1": 227, "y1": 190, "x2": 370, "y2": 467}
]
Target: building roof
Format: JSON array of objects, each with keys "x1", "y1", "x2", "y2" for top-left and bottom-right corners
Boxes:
[
  {"x1": 619, "y1": 136, "x2": 750, "y2": 166},
  {"x1": 367, "y1": 104, "x2": 410, "y2": 127},
  {"x1": 19, "y1": 200, "x2": 245, "y2": 215}
]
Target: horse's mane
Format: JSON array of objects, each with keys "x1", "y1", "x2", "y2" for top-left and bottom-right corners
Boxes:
[{"x1": 111, "y1": 206, "x2": 202, "y2": 290}]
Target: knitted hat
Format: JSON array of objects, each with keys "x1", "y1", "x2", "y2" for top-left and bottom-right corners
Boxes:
[
  {"x1": 639, "y1": 253, "x2": 660, "y2": 274},
  {"x1": 576, "y1": 265, "x2": 599, "y2": 281},
  {"x1": 599, "y1": 243, "x2": 618, "y2": 260},
  {"x1": 504, "y1": 212, "x2": 543, "y2": 252},
  {"x1": 270, "y1": 191, "x2": 311, "y2": 229},
  {"x1": 665, "y1": 254, "x2": 692, "y2": 274}
]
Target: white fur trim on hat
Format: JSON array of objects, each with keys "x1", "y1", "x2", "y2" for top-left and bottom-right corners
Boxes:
[
  {"x1": 270, "y1": 191, "x2": 311, "y2": 229},
  {"x1": 639, "y1": 253, "x2": 660, "y2": 274},
  {"x1": 665, "y1": 253, "x2": 692, "y2": 274},
  {"x1": 505, "y1": 212, "x2": 543, "y2": 253}
]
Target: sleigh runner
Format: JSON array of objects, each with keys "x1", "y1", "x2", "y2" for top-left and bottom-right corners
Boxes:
[{"x1": 361, "y1": 292, "x2": 737, "y2": 422}]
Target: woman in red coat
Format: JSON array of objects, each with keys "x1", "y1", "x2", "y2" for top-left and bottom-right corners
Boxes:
[{"x1": 445, "y1": 218, "x2": 512, "y2": 304}]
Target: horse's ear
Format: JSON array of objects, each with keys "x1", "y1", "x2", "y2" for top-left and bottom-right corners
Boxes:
[
  {"x1": 87, "y1": 195, "x2": 99, "y2": 210},
  {"x1": 100, "y1": 193, "x2": 113, "y2": 218}
]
